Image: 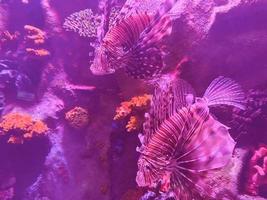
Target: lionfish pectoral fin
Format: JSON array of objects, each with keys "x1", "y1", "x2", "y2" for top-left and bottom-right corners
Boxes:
[
  {"x1": 124, "y1": 15, "x2": 174, "y2": 79},
  {"x1": 203, "y1": 76, "x2": 247, "y2": 110}
]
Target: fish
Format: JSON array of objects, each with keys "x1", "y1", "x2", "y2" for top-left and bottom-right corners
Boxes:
[
  {"x1": 90, "y1": 0, "x2": 178, "y2": 79},
  {"x1": 136, "y1": 76, "x2": 246, "y2": 199}
]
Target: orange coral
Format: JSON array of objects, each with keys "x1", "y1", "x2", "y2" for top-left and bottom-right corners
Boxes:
[
  {"x1": 24, "y1": 25, "x2": 50, "y2": 58},
  {"x1": 114, "y1": 94, "x2": 152, "y2": 120},
  {"x1": 126, "y1": 116, "x2": 140, "y2": 132},
  {"x1": 114, "y1": 94, "x2": 152, "y2": 132},
  {"x1": 0, "y1": 113, "x2": 48, "y2": 144},
  {"x1": 24, "y1": 25, "x2": 46, "y2": 45},
  {"x1": 26, "y1": 48, "x2": 51, "y2": 57},
  {"x1": 65, "y1": 107, "x2": 89, "y2": 129}
]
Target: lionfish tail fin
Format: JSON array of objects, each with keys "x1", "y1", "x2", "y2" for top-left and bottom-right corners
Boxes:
[{"x1": 203, "y1": 76, "x2": 246, "y2": 110}]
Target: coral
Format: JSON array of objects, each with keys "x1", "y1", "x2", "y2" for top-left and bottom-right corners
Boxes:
[
  {"x1": 126, "y1": 115, "x2": 140, "y2": 132},
  {"x1": 24, "y1": 25, "x2": 46, "y2": 45},
  {"x1": 63, "y1": 9, "x2": 101, "y2": 38},
  {"x1": 114, "y1": 94, "x2": 152, "y2": 132},
  {"x1": 24, "y1": 25, "x2": 50, "y2": 58},
  {"x1": 245, "y1": 145, "x2": 267, "y2": 196},
  {"x1": 25, "y1": 48, "x2": 51, "y2": 57},
  {"x1": 114, "y1": 94, "x2": 152, "y2": 120},
  {"x1": 108, "y1": 6, "x2": 121, "y2": 29},
  {"x1": 0, "y1": 113, "x2": 48, "y2": 144},
  {"x1": 65, "y1": 106, "x2": 89, "y2": 129}
]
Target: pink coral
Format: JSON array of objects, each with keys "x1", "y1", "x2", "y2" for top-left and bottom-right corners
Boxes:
[{"x1": 246, "y1": 145, "x2": 267, "y2": 196}]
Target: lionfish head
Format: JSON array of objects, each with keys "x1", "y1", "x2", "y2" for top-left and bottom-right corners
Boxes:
[{"x1": 90, "y1": 43, "x2": 115, "y2": 75}]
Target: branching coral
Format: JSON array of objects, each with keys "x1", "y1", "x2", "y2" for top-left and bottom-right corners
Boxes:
[
  {"x1": 63, "y1": 9, "x2": 101, "y2": 38},
  {"x1": 114, "y1": 94, "x2": 152, "y2": 132},
  {"x1": 0, "y1": 113, "x2": 48, "y2": 144},
  {"x1": 65, "y1": 107, "x2": 89, "y2": 129},
  {"x1": 245, "y1": 145, "x2": 267, "y2": 196}
]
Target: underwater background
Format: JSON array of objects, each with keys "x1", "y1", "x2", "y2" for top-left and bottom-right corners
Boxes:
[{"x1": 0, "y1": 0, "x2": 267, "y2": 200}]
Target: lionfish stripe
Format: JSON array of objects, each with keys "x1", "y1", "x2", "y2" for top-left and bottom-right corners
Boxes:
[
  {"x1": 105, "y1": 13, "x2": 152, "y2": 49},
  {"x1": 203, "y1": 76, "x2": 247, "y2": 110}
]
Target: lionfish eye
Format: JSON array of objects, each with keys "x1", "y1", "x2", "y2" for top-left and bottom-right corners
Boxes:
[{"x1": 145, "y1": 165, "x2": 151, "y2": 170}]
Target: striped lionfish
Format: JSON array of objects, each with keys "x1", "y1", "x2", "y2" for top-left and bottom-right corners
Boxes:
[
  {"x1": 90, "y1": 0, "x2": 178, "y2": 79},
  {"x1": 136, "y1": 76, "x2": 247, "y2": 199}
]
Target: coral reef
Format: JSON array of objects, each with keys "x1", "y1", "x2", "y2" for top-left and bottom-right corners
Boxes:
[
  {"x1": 114, "y1": 94, "x2": 152, "y2": 132},
  {"x1": 63, "y1": 9, "x2": 101, "y2": 38},
  {"x1": 0, "y1": 113, "x2": 48, "y2": 144},
  {"x1": 245, "y1": 145, "x2": 267, "y2": 196},
  {"x1": 65, "y1": 106, "x2": 89, "y2": 129},
  {"x1": 0, "y1": 0, "x2": 266, "y2": 200}
]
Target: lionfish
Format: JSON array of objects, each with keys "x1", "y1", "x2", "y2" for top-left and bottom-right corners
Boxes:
[
  {"x1": 90, "y1": 0, "x2": 178, "y2": 79},
  {"x1": 136, "y1": 76, "x2": 247, "y2": 199}
]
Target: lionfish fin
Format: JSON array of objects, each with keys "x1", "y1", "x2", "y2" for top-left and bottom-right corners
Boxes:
[
  {"x1": 177, "y1": 111, "x2": 236, "y2": 171},
  {"x1": 203, "y1": 76, "x2": 246, "y2": 110},
  {"x1": 123, "y1": 0, "x2": 178, "y2": 79},
  {"x1": 143, "y1": 79, "x2": 195, "y2": 144}
]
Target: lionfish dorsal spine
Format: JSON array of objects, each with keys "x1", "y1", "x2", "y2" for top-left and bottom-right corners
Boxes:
[
  {"x1": 138, "y1": 0, "x2": 178, "y2": 45},
  {"x1": 203, "y1": 76, "x2": 247, "y2": 110}
]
